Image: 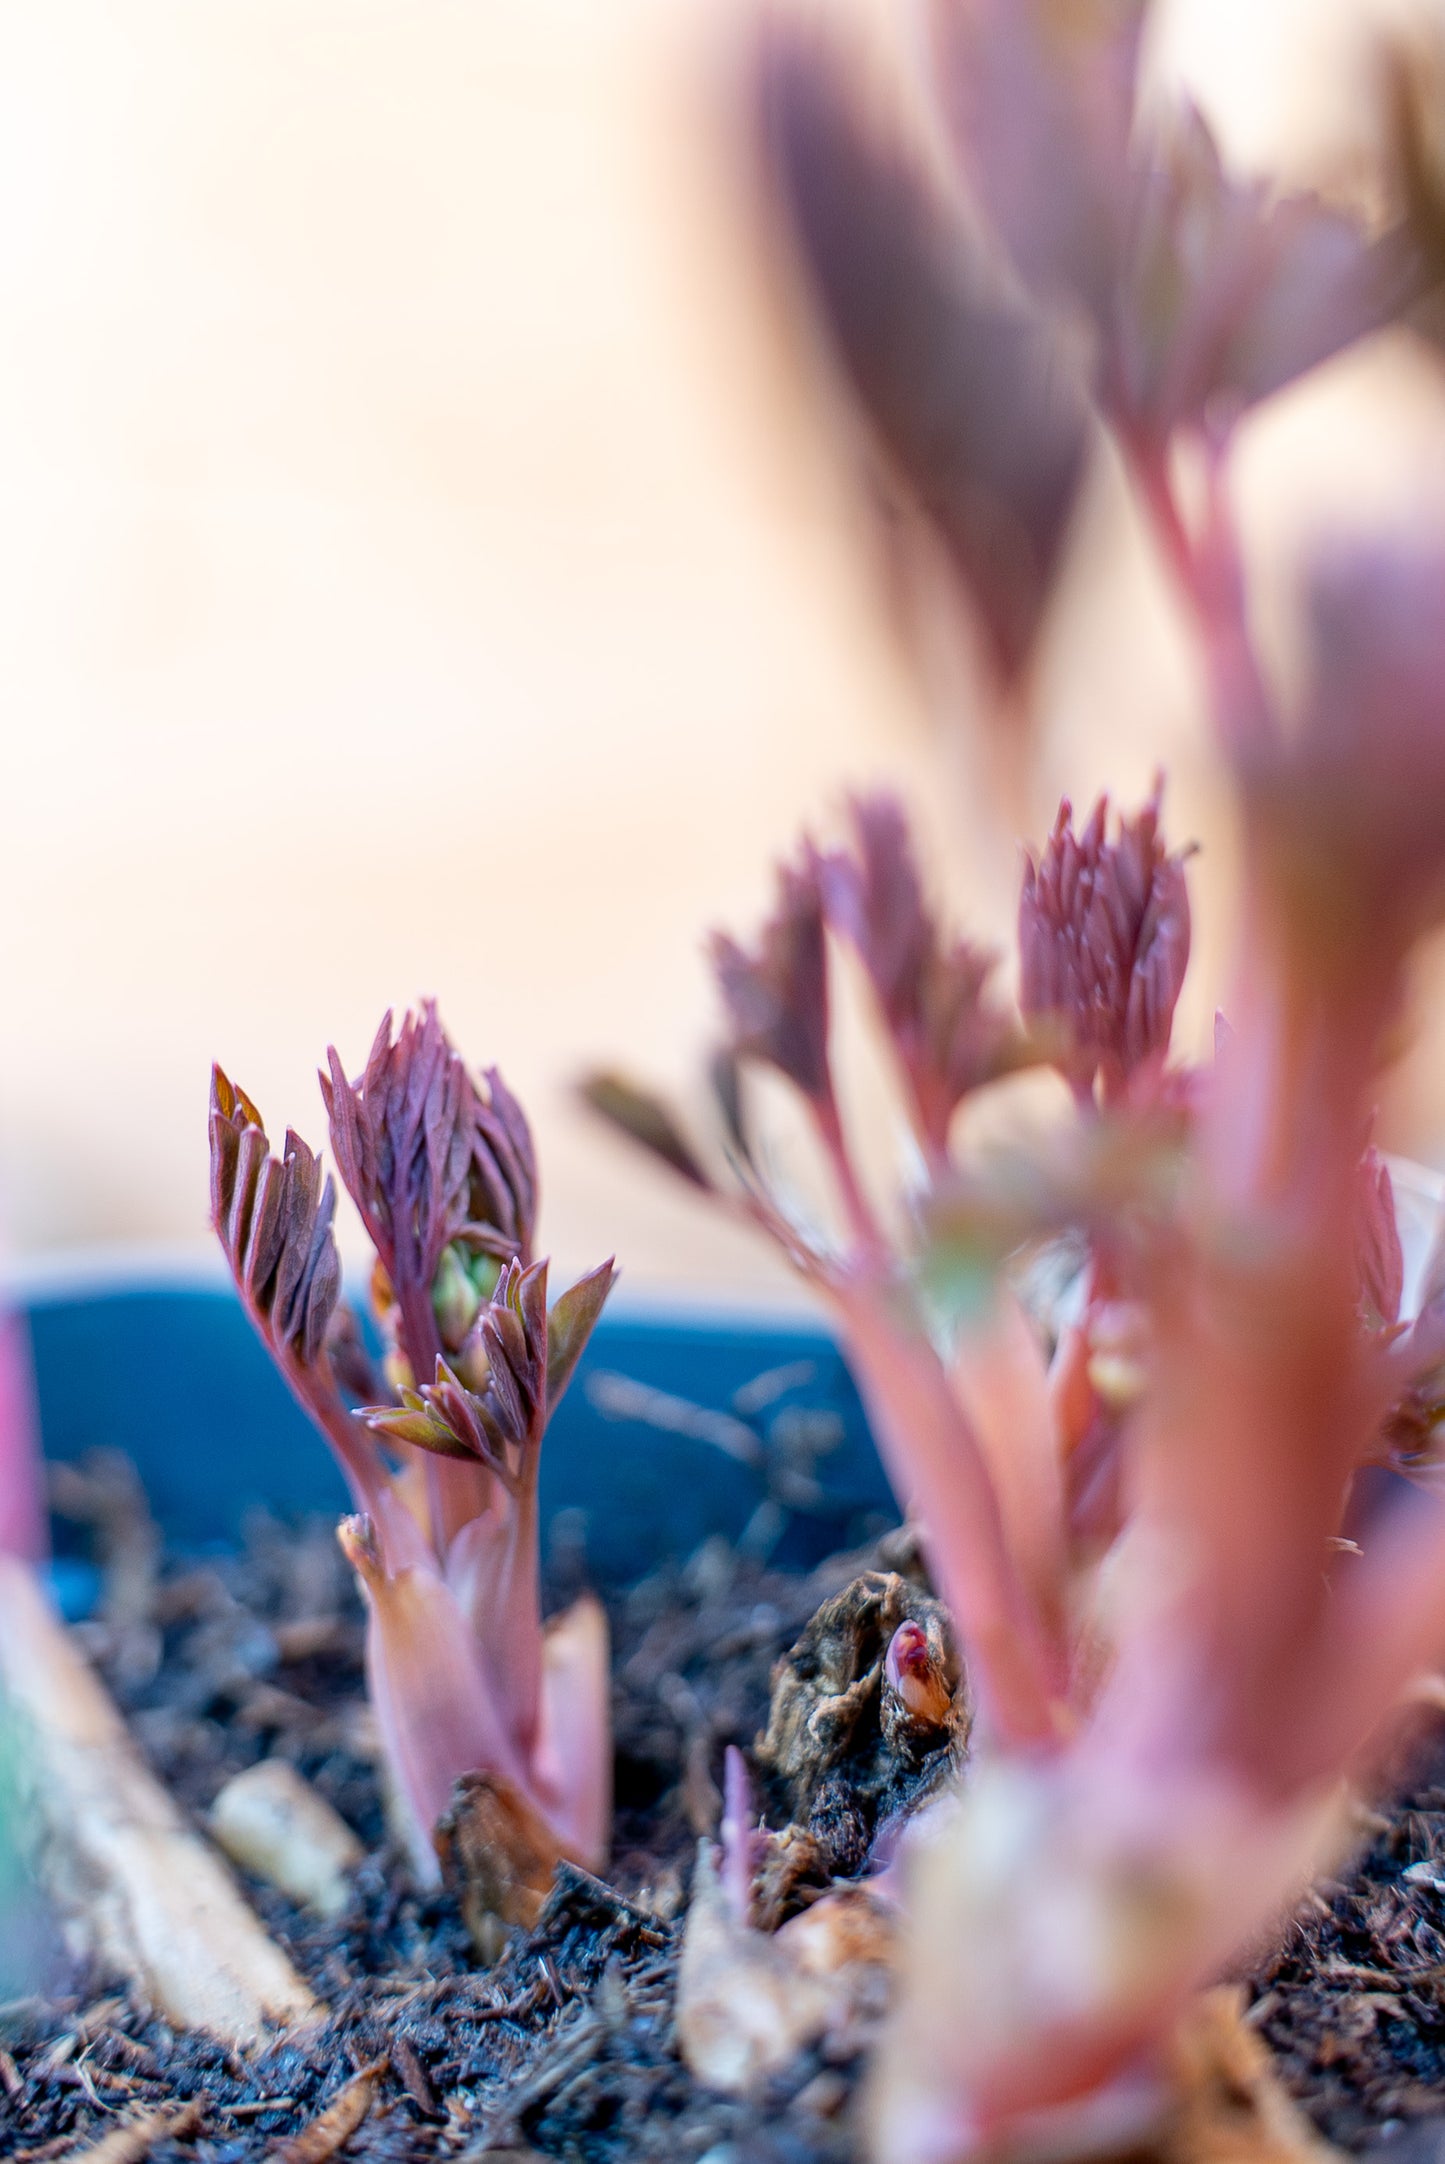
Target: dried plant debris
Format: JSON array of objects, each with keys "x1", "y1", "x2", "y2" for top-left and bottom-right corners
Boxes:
[
  {"x1": 437, "y1": 1772, "x2": 566, "y2": 1945},
  {"x1": 1250, "y1": 1732, "x2": 1445, "y2": 2151},
  {"x1": 675, "y1": 1843, "x2": 892, "y2": 2097},
  {"x1": 6, "y1": 1484, "x2": 1445, "y2": 2161},
  {"x1": 0, "y1": 1556, "x2": 317, "y2": 2048},
  {"x1": 754, "y1": 1570, "x2": 965, "y2": 1924},
  {"x1": 1163, "y1": 1988, "x2": 1345, "y2": 2164},
  {"x1": 57, "y1": 2097, "x2": 206, "y2": 2163},
  {"x1": 269, "y1": 2055, "x2": 388, "y2": 2163}
]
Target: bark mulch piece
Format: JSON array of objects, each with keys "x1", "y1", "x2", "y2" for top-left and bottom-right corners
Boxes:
[{"x1": 1252, "y1": 1729, "x2": 1445, "y2": 2154}]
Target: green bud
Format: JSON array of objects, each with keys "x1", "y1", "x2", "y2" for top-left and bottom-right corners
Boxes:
[{"x1": 433, "y1": 1243, "x2": 482, "y2": 1352}]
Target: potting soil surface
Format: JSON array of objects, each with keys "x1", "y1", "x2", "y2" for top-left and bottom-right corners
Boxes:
[{"x1": 7, "y1": 1453, "x2": 1445, "y2": 2164}]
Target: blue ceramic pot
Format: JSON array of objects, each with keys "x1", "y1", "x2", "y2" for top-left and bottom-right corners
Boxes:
[{"x1": 23, "y1": 1278, "x2": 896, "y2": 1608}]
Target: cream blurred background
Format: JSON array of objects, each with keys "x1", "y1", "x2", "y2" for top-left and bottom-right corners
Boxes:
[{"x1": 2, "y1": 0, "x2": 1444, "y2": 1303}]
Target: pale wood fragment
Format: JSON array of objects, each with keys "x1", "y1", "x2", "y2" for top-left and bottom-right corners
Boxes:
[
  {"x1": 0, "y1": 1556, "x2": 318, "y2": 2047},
  {"x1": 209, "y1": 1759, "x2": 362, "y2": 1919},
  {"x1": 1164, "y1": 1987, "x2": 1345, "y2": 2164},
  {"x1": 269, "y1": 2056, "x2": 388, "y2": 2163},
  {"x1": 55, "y1": 2098, "x2": 204, "y2": 2163}
]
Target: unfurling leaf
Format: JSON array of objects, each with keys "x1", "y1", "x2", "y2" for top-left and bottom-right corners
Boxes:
[
  {"x1": 1238, "y1": 541, "x2": 1445, "y2": 970},
  {"x1": 710, "y1": 852, "x2": 832, "y2": 1104},
  {"x1": 1019, "y1": 785, "x2": 1191, "y2": 1106},
  {"x1": 758, "y1": 24, "x2": 1089, "y2": 680},
  {"x1": 211, "y1": 1009, "x2": 613, "y2": 1898},
  {"x1": 578, "y1": 1073, "x2": 716, "y2": 1189},
  {"x1": 1356, "y1": 1150, "x2": 1405, "y2": 1332},
  {"x1": 822, "y1": 795, "x2": 1025, "y2": 1150},
  {"x1": 471, "y1": 1065, "x2": 538, "y2": 1266},
  {"x1": 931, "y1": 0, "x2": 1146, "y2": 328},
  {"x1": 1118, "y1": 102, "x2": 1419, "y2": 443},
  {"x1": 1384, "y1": 34, "x2": 1445, "y2": 350},
  {"x1": 209, "y1": 1067, "x2": 341, "y2": 1370},
  {"x1": 929, "y1": 2, "x2": 1416, "y2": 453},
  {"x1": 547, "y1": 1260, "x2": 617, "y2": 1409},
  {"x1": 363, "y1": 1377, "x2": 490, "y2": 1463},
  {"x1": 382, "y1": 1256, "x2": 553, "y2": 1467},
  {"x1": 321, "y1": 1005, "x2": 473, "y2": 1296},
  {"x1": 321, "y1": 1009, "x2": 538, "y2": 1389},
  {"x1": 819, "y1": 794, "x2": 933, "y2": 1036}
]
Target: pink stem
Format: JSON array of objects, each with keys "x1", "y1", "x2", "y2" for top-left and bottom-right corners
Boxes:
[
  {"x1": 0, "y1": 1307, "x2": 46, "y2": 1563},
  {"x1": 281, "y1": 1355, "x2": 391, "y2": 1523},
  {"x1": 720, "y1": 1744, "x2": 763, "y2": 1930},
  {"x1": 1127, "y1": 431, "x2": 1275, "y2": 756},
  {"x1": 812, "y1": 1090, "x2": 889, "y2": 1264},
  {"x1": 830, "y1": 1277, "x2": 1062, "y2": 1747},
  {"x1": 1269, "y1": 1485, "x2": 1445, "y2": 1792}
]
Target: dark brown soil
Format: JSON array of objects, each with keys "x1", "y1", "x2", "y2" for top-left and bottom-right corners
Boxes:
[
  {"x1": 3, "y1": 1459, "x2": 922, "y2": 2163},
  {"x1": 5, "y1": 1457, "x2": 1445, "y2": 2162},
  {"x1": 1249, "y1": 1732, "x2": 1445, "y2": 2155}
]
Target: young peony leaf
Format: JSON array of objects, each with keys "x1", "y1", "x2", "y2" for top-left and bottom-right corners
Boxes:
[
  {"x1": 1387, "y1": 34, "x2": 1445, "y2": 349},
  {"x1": 823, "y1": 795, "x2": 1026, "y2": 1152},
  {"x1": 710, "y1": 852, "x2": 831, "y2": 1104},
  {"x1": 320, "y1": 1007, "x2": 475, "y2": 1371},
  {"x1": 1356, "y1": 1150, "x2": 1404, "y2": 1333},
  {"x1": 477, "y1": 1258, "x2": 547, "y2": 1441},
  {"x1": 422, "y1": 1256, "x2": 552, "y2": 1464},
  {"x1": 1237, "y1": 540, "x2": 1445, "y2": 975},
  {"x1": 546, "y1": 1260, "x2": 617, "y2": 1411},
  {"x1": 924, "y1": 1103, "x2": 1189, "y2": 1304},
  {"x1": 758, "y1": 25, "x2": 1089, "y2": 681},
  {"x1": 931, "y1": 0, "x2": 1145, "y2": 330},
  {"x1": 210, "y1": 1067, "x2": 341, "y2": 1372},
  {"x1": 578, "y1": 1073, "x2": 717, "y2": 1190},
  {"x1": 366, "y1": 1263, "x2": 552, "y2": 1468},
  {"x1": 819, "y1": 794, "x2": 932, "y2": 1036},
  {"x1": 930, "y1": 3, "x2": 1415, "y2": 450},
  {"x1": 364, "y1": 1376, "x2": 494, "y2": 1464},
  {"x1": 321, "y1": 1007, "x2": 538, "y2": 1390},
  {"x1": 1117, "y1": 102, "x2": 1419, "y2": 444},
  {"x1": 1019, "y1": 786, "x2": 1191, "y2": 1107},
  {"x1": 470, "y1": 1065, "x2": 538, "y2": 1266}
]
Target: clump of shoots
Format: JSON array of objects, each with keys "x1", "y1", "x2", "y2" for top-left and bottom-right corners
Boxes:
[
  {"x1": 210, "y1": 1007, "x2": 614, "y2": 1898},
  {"x1": 588, "y1": 1, "x2": 1445, "y2": 2152}
]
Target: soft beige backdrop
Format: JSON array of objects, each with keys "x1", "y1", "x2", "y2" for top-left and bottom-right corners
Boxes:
[{"x1": 2, "y1": 0, "x2": 1444, "y2": 1302}]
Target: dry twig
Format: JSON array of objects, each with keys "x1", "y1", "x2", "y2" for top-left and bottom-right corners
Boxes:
[{"x1": 0, "y1": 1557, "x2": 318, "y2": 2047}]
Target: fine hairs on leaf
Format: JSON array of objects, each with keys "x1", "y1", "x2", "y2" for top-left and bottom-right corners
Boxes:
[
  {"x1": 210, "y1": 1006, "x2": 615, "y2": 1895},
  {"x1": 588, "y1": 5, "x2": 1445, "y2": 2156}
]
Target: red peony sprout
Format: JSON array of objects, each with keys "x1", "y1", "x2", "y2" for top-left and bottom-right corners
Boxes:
[
  {"x1": 587, "y1": 0, "x2": 1445, "y2": 2152},
  {"x1": 210, "y1": 1007, "x2": 614, "y2": 1891}
]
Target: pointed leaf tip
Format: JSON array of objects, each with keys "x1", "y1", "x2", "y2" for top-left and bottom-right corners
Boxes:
[
  {"x1": 547, "y1": 1259, "x2": 618, "y2": 1410},
  {"x1": 711, "y1": 852, "x2": 831, "y2": 1103},
  {"x1": 579, "y1": 1073, "x2": 716, "y2": 1190},
  {"x1": 757, "y1": 23, "x2": 1089, "y2": 681}
]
